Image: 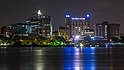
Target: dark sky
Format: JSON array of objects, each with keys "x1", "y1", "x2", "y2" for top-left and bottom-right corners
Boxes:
[{"x1": 0, "y1": 0, "x2": 124, "y2": 33}]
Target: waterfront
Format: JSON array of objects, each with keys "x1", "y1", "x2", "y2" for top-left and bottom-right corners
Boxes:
[{"x1": 0, "y1": 47, "x2": 124, "y2": 70}]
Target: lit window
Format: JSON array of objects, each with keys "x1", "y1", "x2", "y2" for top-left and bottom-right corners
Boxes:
[{"x1": 22, "y1": 25, "x2": 24, "y2": 27}]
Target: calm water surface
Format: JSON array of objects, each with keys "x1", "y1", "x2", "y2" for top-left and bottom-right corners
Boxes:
[{"x1": 0, "y1": 47, "x2": 124, "y2": 70}]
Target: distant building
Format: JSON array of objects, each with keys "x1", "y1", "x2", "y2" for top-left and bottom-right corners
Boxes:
[
  {"x1": 52, "y1": 31, "x2": 58, "y2": 37},
  {"x1": 9, "y1": 10, "x2": 52, "y2": 38},
  {"x1": 83, "y1": 36, "x2": 108, "y2": 47},
  {"x1": 94, "y1": 21, "x2": 120, "y2": 39},
  {"x1": 1, "y1": 26, "x2": 7, "y2": 34},
  {"x1": 9, "y1": 22, "x2": 39, "y2": 36},
  {"x1": 58, "y1": 26, "x2": 69, "y2": 40},
  {"x1": 65, "y1": 14, "x2": 91, "y2": 38},
  {"x1": 84, "y1": 29, "x2": 94, "y2": 36}
]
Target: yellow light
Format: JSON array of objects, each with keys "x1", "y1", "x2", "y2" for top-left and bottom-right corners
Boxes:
[
  {"x1": 110, "y1": 39, "x2": 112, "y2": 42},
  {"x1": 20, "y1": 39, "x2": 23, "y2": 42},
  {"x1": 80, "y1": 43, "x2": 84, "y2": 47}
]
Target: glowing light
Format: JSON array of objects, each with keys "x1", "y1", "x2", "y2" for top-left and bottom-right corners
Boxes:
[
  {"x1": 91, "y1": 47, "x2": 95, "y2": 49},
  {"x1": 80, "y1": 43, "x2": 84, "y2": 47},
  {"x1": 71, "y1": 18, "x2": 85, "y2": 20},
  {"x1": 75, "y1": 35, "x2": 80, "y2": 39},
  {"x1": 66, "y1": 15, "x2": 70, "y2": 18},
  {"x1": 91, "y1": 36, "x2": 95, "y2": 39},
  {"x1": 38, "y1": 10, "x2": 41, "y2": 15},
  {"x1": 110, "y1": 39, "x2": 112, "y2": 42},
  {"x1": 87, "y1": 14, "x2": 90, "y2": 17},
  {"x1": 4, "y1": 43, "x2": 7, "y2": 46},
  {"x1": 74, "y1": 67, "x2": 81, "y2": 70}
]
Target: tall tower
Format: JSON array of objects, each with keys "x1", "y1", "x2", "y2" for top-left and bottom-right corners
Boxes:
[{"x1": 32, "y1": 9, "x2": 52, "y2": 38}]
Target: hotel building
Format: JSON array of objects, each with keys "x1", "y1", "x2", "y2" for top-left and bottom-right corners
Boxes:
[
  {"x1": 94, "y1": 21, "x2": 120, "y2": 39},
  {"x1": 65, "y1": 14, "x2": 92, "y2": 39}
]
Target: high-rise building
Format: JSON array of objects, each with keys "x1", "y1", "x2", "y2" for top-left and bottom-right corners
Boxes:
[
  {"x1": 9, "y1": 10, "x2": 52, "y2": 38},
  {"x1": 65, "y1": 14, "x2": 91, "y2": 38},
  {"x1": 94, "y1": 21, "x2": 120, "y2": 39}
]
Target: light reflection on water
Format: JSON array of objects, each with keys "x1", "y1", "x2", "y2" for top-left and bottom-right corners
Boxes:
[
  {"x1": 63, "y1": 47, "x2": 96, "y2": 70},
  {"x1": 83, "y1": 47, "x2": 96, "y2": 70},
  {"x1": 0, "y1": 47, "x2": 124, "y2": 70}
]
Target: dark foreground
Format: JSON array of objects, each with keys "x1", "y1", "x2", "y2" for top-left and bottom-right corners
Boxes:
[{"x1": 0, "y1": 47, "x2": 124, "y2": 70}]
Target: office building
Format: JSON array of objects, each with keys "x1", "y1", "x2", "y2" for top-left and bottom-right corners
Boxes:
[
  {"x1": 94, "y1": 21, "x2": 120, "y2": 39},
  {"x1": 9, "y1": 10, "x2": 52, "y2": 38}
]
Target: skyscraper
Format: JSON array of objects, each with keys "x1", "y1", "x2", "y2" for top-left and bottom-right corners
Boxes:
[
  {"x1": 9, "y1": 10, "x2": 52, "y2": 38},
  {"x1": 94, "y1": 21, "x2": 120, "y2": 39}
]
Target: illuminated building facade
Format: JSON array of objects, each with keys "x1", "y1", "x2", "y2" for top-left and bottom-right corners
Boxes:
[
  {"x1": 52, "y1": 31, "x2": 58, "y2": 37},
  {"x1": 94, "y1": 21, "x2": 120, "y2": 39},
  {"x1": 9, "y1": 22, "x2": 39, "y2": 36},
  {"x1": 65, "y1": 14, "x2": 91, "y2": 38},
  {"x1": 9, "y1": 10, "x2": 52, "y2": 38},
  {"x1": 58, "y1": 26, "x2": 69, "y2": 40}
]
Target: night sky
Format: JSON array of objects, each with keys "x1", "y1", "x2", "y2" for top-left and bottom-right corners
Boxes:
[{"x1": 0, "y1": 0, "x2": 124, "y2": 33}]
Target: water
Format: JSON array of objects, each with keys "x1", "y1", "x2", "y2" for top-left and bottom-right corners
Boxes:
[{"x1": 0, "y1": 47, "x2": 124, "y2": 70}]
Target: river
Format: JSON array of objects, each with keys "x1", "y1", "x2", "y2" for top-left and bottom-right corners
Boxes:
[{"x1": 0, "y1": 47, "x2": 124, "y2": 70}]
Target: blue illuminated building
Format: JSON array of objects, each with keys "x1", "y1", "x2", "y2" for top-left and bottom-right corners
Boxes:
[{"x1": 65, "y1": 14, "x2": 93, "y2": 40}]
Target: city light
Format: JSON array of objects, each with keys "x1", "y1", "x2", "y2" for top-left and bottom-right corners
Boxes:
[
  {"x1": 75, "y1": 35, "x2": 80, "y2": 39},
  {"x1": 87, "y1": 14, "x2": 90, "y2": 17},
  {"x1": 71, "y1": 18, "x2": 85, "y2": 20},
  {"x1": 66, "y1": 15, "x2": 70, "y2": 18},
  {"x1": 38, "y1": 10, "x2": 42, "y2": 15},
  {"x1": 91, "y1": 36, "x2": 95, "y2": 39}
]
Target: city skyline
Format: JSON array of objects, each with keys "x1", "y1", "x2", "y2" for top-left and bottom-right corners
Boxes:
[{"x1": 0, "y1": 0, "x2": 124, "y2": 33}]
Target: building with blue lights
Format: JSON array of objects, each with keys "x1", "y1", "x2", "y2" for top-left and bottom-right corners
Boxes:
[
  {"x1": 83, "y1": 36, "x2": 108, "y2": 47},
  {"x1": 65, "y1": 14, "x2": 92, "y2": 39}
]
